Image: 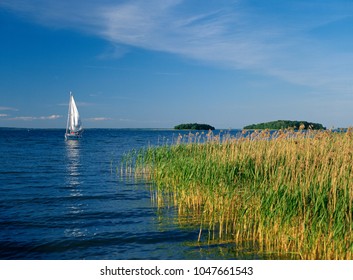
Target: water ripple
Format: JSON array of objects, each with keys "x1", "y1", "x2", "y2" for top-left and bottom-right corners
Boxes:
[{"x1": 0, "y1": 128, "x2": 244, "y2": 260}]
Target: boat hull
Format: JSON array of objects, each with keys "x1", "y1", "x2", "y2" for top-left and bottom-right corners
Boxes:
[{"x1": 65, "y1": 132, "x2": 82, "y2": 140}]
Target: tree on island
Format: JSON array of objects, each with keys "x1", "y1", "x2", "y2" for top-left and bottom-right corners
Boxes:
[
  {"x1": 243, "y1": 120, "x2": 325, "y2": 130},
  {"x1": 174, "y1": 123, "x2": 215, "y2": 130}
]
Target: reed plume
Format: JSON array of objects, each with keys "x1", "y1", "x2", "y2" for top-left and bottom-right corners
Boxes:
[{"x1": 124, "y1": 129, "x2": 353, "y2": 259}]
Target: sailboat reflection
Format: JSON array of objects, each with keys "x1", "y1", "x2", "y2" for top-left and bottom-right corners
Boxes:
[
  {"x1": 65, "y1": 140, "x2": 81, "y2": 191},
  {"x1": 64, "y1": 140, "x2": 87, "y2": 238}
]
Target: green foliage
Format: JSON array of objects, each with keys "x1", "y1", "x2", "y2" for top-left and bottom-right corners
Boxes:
[
  {"x1": 126, "y1": 129, "x2": 353, "y2": 259},
  {"x1": 174, "y1": 123, "x2": 215, "y2": 130},
  {"x1": 244, "y1": 120, "x2": 325, "y2": 130}
]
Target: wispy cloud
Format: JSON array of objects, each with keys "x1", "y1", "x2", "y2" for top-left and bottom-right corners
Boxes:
[
  {"x1": 86, "y1": 117, "x2": 112, "y2": 121},
  {"x1": 43, "y1": 114, "x2": 62, "y2": 120},
  {"x1": 0, "y1": 106, "x2": 18, "y2": 111},
  {"x1": 0, "y1": 114, "x2": 8, "y2": 117},
  {"x1": 2, "y1": 0, "x2": 353, "y2": 94},
  {"x1": 8, "y1": 116, "x2": 36, "y2": 121},
  {"x1": 8, "y1": 115, "x2": 62, "y2": 121}
]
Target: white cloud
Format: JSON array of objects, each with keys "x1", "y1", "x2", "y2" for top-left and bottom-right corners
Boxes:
[
  {"x1": 0, "y1": 106, "x2": 18, "y2": 111},
  {"x1": 8, "y1": 116, "x2": 36, "y2": 121},
  {"x1": 41, "y1": 114, "x2": 62, "y2": 120},
  {"x1": 8, "y1": 115, "x2": 62, "y2": 121},
  {"x1": 0, "y1": 114, "x2": 8, "y2": 117},
  {"x1": 86, "y1": 117, "x2": 112, "y2": 121},
  {"x1": 1, "y1": 0, "x2": 353, "y2": 94}
]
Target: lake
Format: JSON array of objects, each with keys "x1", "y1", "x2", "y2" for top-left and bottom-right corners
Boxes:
[{"x1": 0, "y1": 128, "x2": 264, "y2": 260}]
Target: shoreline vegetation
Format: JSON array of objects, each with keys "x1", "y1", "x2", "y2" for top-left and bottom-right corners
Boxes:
[
  {"x1": 122, "y1": 128, "x2": 353, "y2": 259},
  {"x1": 243, "y1": 120, "x2": 325, "y2": 130},
  {"x1": 174, "y1": 123, "x2": 215, "y2": 130}
]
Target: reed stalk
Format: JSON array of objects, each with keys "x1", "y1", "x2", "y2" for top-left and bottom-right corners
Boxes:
[{"x1": 123, "y1": 129, "x2": 353, "y2": 259}]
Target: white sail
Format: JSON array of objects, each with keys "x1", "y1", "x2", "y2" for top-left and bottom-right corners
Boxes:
[
  {"x1": 65, "y1": 92, "x2": 82, "y2": 139},
  {"x1": 69, "y1": 95, "x2": 82, "y2": 132}
]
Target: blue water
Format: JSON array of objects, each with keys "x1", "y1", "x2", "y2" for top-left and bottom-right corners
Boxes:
[{"x1": 0, "y1": 128, "x2": 259, "y2": 260}]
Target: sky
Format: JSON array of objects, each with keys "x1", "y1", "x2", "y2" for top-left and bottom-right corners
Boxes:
[{"x1": 1, "y1": 0, "x2": 353, "y2": 129}]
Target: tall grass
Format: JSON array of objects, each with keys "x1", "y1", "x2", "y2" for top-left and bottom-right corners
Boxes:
[{"x1": 123, "y1": 129, "x2": 353, "y2": 259}]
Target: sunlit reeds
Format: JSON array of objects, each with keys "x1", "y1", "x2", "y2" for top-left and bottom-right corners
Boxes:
[{"x1": 122, "y1": 128, "x2": 353, "y2": 259}]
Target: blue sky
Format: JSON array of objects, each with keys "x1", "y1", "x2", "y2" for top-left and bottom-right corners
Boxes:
[{"x1": 1, "y1": 0, "x2": 353, "y2": 129}]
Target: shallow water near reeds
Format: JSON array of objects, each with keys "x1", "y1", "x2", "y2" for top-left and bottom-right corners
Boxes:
[{"x1": 0, "y1": 128, "x2": 278, "y2": 260}]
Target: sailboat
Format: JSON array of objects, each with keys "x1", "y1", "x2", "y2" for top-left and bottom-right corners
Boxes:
[{"x1": 65, "y1": 92, "x2": 83, "y2": 140}]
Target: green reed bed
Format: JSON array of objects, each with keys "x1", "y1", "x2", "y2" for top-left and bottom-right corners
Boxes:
[{"x1": 123, "y1": 129, "x2": 353, "y2": 259}]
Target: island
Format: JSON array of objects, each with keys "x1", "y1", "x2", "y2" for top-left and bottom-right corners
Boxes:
[
  {"x1": 243, "y1": 120, "x2": 326, "y2": 130},
  {"x1": 174, "y1": 123, "x2": 215, "y2": 130}
]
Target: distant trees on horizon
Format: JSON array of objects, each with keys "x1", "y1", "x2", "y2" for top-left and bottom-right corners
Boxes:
[
  {"x1": 174, "y1": 123, "x2": 215, "y2": 130},
  {"x1": 243, "y1": 120, "x2": 326, "y2": 130}
]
